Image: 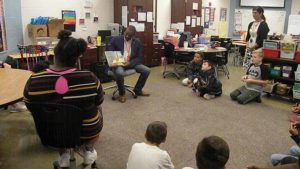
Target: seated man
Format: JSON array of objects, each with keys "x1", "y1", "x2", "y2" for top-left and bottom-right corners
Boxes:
[{"x1": 108, "y1": 25, "x2": 150, "y2": 103}]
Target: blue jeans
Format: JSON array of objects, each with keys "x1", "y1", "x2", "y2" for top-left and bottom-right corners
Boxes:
[
  {"x1": 112, "y1": 64, "x2": 150, "y2": 95},
  {"x1": 271, "y1": 145, "x2": 300, "y2": 166}
]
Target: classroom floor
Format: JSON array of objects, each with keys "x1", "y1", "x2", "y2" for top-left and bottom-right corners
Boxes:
[{"x1": 0, "y1": 59, "x2": 294, "y2": 169}]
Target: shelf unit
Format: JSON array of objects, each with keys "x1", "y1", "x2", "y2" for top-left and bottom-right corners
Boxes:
[{"x1": 263, "y1": 57, "x2": 300, "y2": 101}]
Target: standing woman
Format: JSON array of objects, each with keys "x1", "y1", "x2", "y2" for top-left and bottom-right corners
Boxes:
[
  {"x1": 244, "y1": 6, "x2": 270, "y2": 69},
  {"x1": 24, "y1": 30, "x2": 104, "y2": 168}
]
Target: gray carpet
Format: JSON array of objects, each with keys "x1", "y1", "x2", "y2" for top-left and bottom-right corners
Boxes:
[{"x1": 96, "y1": 80, "x2": 294, "y2": 169}]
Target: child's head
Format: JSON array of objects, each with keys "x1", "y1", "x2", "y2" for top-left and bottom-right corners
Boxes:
[
  {"x1": 193, "y1": 52, "x2": 204, "y2": 64},
  {"x1": 251, "y1": 48, "x2": 263, "y2": 65},
  {"x1": 145, "y1": 121, "x2": 167, "y2": 145},
  {"x1": 201, "y1": 60, "x2": 213, "y2": 71},
  {"x1": 196, "y1": 136, "x2": 230, "y2": 169},
  {"x1": 54, "y1": 30, "x2": 87, "y2": 67}
]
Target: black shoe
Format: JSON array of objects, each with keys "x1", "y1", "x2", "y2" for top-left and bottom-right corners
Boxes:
[{"x1": 255, "y1": 96, "x2": 262, "y2": 103}]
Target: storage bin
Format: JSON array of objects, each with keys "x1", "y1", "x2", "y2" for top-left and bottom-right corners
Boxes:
[
  {"x1": 263, "y1": 48, "x2": 280, "y2": 59},
  {"x1": 293, "y1": 83, "x2": 300, "y2": 99},
  {"x1": 295, "y1": 51, "x2": 300, "y2": 62},
  {"x1": 295, "y1": 71, "x2": 300, "y2": 81},
  {"x1": 280, "y1": 42, "x2": 296, "y2": 59},
  {"x1": 270, "y1": 69, "x2": 281, "y2": 78}
]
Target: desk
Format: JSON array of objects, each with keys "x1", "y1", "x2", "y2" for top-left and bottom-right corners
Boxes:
[
  {"x1": 0, "y1": 68, "x2": 32, "y2": 108},
  {"x1": 175, "y1": 47, "x2": 227, "y2": 53}
]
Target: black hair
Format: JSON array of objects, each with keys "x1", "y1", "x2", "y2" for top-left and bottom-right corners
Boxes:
[
  {"x1": 253, "y1": 6, "x2": 266, "y2": 21},
  {"x1": 126, "y1": 25, "x2": 136, "y2": 35},
  {"x1": 196, "y1": 136, "x2": 230, "y2": 169},
  {"x1": 195, "y1": 52, "x2": 204, "y2": 59},
  {"x1": 145, "y1": 121, "x2": 167, "y2": 144},
  {"x1": 32, "y1": 60, "x2": 50, "y2": 73},
  {"x1": 54, "y1": 30, "x2": 87, "y2": 67},
  {"x1": 203, "y1": 60, "x2": 214, "y2": 67}
]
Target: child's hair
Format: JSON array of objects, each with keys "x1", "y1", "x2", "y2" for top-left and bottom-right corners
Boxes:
[
  {"x1": 54, "y1": 30, "x2": 87, "y2": 67},
  {"x1": 32, "y1": 60, "x2": 50, "y2": 73},
  {"x1": 145, "y1": 121, "x2": 167, "y2": 144},
  {"x1": 195, "y1": 52, "x2": 204, "y2": 59},
  {"x1": 203, "y1": 60, "x2": 214, "y2": 67},
  {"x1": 252, "y1": 48, "x2": 263, "y2": 59},
  {"x1": 196, "y1": 136, "x2": 230, "y2": 169}
]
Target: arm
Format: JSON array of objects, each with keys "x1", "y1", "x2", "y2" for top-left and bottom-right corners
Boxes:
[
  {"x1": 127, "y1": 39, "x2": 142, "y2": 67},
  {"x1": 246, "y1": 22, "x2": 252, "y2": 42},
  {"x1": 187, "y1": 62, "x2": 195, "y2": 80},
  {"x1": 95, "y1": 78, "x2": 104, "y2": 106},
  {"x1": 243, "y1": 78, "x2": 270, "y2": 86},
  {"x1": 255, "y1": 22, "x2": 270, "y2": 48}
]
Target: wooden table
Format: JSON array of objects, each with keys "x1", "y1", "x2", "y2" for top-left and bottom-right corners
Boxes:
[
  {"x1": 0, "y1": 68, "x2": 32, "y2": 108},
  {"x1": 175, "y1": 47, "x2": 227, "y2": 53},
  {"x1": 232, "y1": 41, "x2": 247, "y2": 66}
]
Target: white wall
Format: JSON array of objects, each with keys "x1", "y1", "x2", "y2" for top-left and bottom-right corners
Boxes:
[
  {"x1": 202, "y1": 0, "x2": 230, "y2": 37},
  {"x1": 291, "y1": 0, "x2": 300, "y2": 15},
  {"x1": 21, "y1": 0, "x2": 114, "y2": 44},
  {"x1": 156, "y1": 0, "x2": 171, "y2": 39}
]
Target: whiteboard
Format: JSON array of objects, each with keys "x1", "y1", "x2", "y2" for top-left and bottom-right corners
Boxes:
[
  {"x1": 287, "y1": 15, "x2": 300, "y2": 35},
  {"x1": 240, "y1": 0, "x2": 285, "y2": 7},
  {"x1": 234, "y1": 9, "x2": 286, "y2": 35}
]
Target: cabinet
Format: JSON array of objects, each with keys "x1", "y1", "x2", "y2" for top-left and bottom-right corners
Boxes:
[
  {"x1": 114, "y1": 0, "x2": 155, "y2": 67},
  {"x1": 171, "y1": 0, "x2": 202, "y2": 35},
  {"x1": 151, "y1": 43, "x2": 163, "y2": 66},
  {"x1": 263, "y1": 57, "x2": 300, "y2": 101}
]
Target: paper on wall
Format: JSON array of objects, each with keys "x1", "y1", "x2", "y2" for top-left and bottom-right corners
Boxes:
[
  {"x1": 191, "y1": 19, "x2": 196, "y2": 27},
  {"x1": 147, "y1": 12, "x2": 153, "y2": 22},
  {"x1": 186, "y1": 16, "x2": 191, "y2": 25},
  {"x1": 177, "y1": 22, "x2": 185, "y2": 32},
  {"x1": 122, "y1": 6, "x2": 128, "y2": 27},
  {"x1": 171, "y1": 23, "x2": 178, "y2": 29},
  {"x1": 129, "y1": 22, "x2": 145, "y2": 32},
  {"x1": 196, "y1": 17, "x2": 201, "y2": 26},
  {"x1": 192, "y1": 3, "x2": 198, "y2": 10},
  {"x1": 138, "y1": 12, "x2": 146, "y2": 21}
]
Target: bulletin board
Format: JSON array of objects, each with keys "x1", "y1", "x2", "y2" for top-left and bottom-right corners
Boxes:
[
  {"x1": 234, "y1": 9, "x2": 286, "y2": 35},
  {"x1": 0, "y1": 0, "x2": 7, "y2": 52},
  {"x1": 287, "y1": 15, "x2": 300, "y2": 35}
]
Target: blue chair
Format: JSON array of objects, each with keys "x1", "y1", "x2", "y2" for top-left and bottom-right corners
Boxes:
[{"x1": 104, "y1": 69, "x2": 137, "y2": 100}]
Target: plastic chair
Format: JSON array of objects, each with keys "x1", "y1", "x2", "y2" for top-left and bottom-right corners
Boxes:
[
  {"x1": 104, "y1": 69, "x2": 137, "y2": 100},
  {"x1": 26, "y1": 102, "x2": 98, "y2": 169},
  {"x1": 215, "y1": 42, "x2": 231, "y2": 79},
  {"x1": 17, "y1": 44, "x2": 49, "y2": 70}
]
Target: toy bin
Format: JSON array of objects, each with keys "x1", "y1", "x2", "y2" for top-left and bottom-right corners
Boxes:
[
  {"x1": 293, "y1": 83, "x2": 300, "y2": 99},
  {"x1": 263, "y1": 48, "x2": 280, "y2": 59}
]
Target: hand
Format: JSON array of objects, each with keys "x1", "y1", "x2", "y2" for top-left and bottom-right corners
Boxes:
[
  {"x1": 122, "y1": 62, "x2": 130, "y2": 67},
  {"x1": 289, "y1": 123, "x2": 299, "y2": 136},
  {"x1": 241, "y1": 75, "x2": 248, "y2": 82},
  {"x1": 187, "y1": 83, "x2": 193, "y2": 88},
  {"x1": 292, "y1": 106, "x2": 300, "y2": 113}
]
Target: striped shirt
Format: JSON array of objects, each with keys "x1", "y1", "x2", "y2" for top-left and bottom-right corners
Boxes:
[{"x1": 23, "y1": 68, "x2": 104, "y2": 143}]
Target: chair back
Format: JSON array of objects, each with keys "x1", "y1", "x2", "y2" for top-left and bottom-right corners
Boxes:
[
  {"x1": 163, "y1": 42, "x2": 175, "y2": 59},
  {"x1": 17, "y1": 45, "x2": 49, "y2": 70},
  {"x1": 105, "y1": 36, "x2": 114, "y2": 51},
  {"x1": 26, "y1": 102, "x2": 83, "y2": 148}
]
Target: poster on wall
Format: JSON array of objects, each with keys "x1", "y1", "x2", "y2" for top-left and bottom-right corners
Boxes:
[
  {"x1": 220, "y1": 8, "x2": 227, "y2": 21},
  {"x1": 62, "y1": 10, "x2": 76, "y2": 32},
  {"x1": 0, "y1": 0, "x2": 7, "y2": 52}
]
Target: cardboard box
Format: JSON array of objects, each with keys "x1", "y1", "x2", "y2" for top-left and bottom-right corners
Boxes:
[
  {"x1": 28, "y1": 24, "x2": 48, "y2": 37},
  {"x1": 47, "y1": 19, "x2": 64, "y2": 37}
]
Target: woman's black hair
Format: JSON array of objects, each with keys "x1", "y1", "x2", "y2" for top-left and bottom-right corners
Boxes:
[
  {"x1": 253, "y1": 6, "x2": 266, "y2": 21},
  {"x1": 54, "y1": 30, "x2": 87, "y2": 67}
]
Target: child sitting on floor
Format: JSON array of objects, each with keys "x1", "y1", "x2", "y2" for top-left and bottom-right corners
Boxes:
[
  {"x1": 193, "y1": 60, "x2": 222, "y2": 100},
  {"x1": 230, "y1": 48, "x2": 270, "y2": 104},
  {"x1": 182, "y1": 52, "x2": 203, "y2": 87},
  {"x1": 127, "y1": 121, "x2": 174, "y2": 169}
]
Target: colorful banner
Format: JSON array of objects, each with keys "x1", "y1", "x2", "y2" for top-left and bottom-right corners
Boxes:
[{"x1": 62, "y1": 10, "x2": 76, "y2": 32}]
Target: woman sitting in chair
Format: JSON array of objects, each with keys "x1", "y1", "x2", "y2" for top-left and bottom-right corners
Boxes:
[{"x1": 24, "y1": 30, "x2": 104, "y2": 168}]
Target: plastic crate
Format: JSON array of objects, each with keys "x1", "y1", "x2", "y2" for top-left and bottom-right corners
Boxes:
[
  {"x1": 263, "y1": 48, "x2": 280, "y2": 59},
  {"x1": 293, "y1": 83, "x2": 300, "y2": 99},
  {"x1": 295, "y1": 71, "x2": 300, "y2": 81},
  {"x1": 295, "y1": 51, "x2": 300, "y2": 61},
  {"x1": 281, "y1": 42, "x2": 296, "y2": 59}
]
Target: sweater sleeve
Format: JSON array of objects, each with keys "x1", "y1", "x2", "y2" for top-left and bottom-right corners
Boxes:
[
  {"x1": 246, "y1": 22, "x2": 253, "y2": 42},
  {"x1": 256, "y1": 21, "x2": 270, "y2": 48}
]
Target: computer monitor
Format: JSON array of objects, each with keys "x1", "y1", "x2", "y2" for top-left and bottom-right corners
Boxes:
[
  {"x1": 98, "y1": 30, "x2": 112, "y2": 43},
  {"x1": 177, "y1": 32, "x2": 192, "y2": 48},
  {"x1": 210, "y1": 35, "x2": 220, "y2": 42}
]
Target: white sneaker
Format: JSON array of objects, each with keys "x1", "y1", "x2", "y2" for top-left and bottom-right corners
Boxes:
[
  {"x1": 84, "y1": 149, "x2": 97, "y2": 165},
  {"x1": 203, "y1": 94, "x2": 215, "y2": 100},
  {"x1": 58, "y1": 151, "x2": 70, "y2": 167}
]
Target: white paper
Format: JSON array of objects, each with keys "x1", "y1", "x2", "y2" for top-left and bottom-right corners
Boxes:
[
  {"x1": 196, "y1": 17, "x2": 201, "y2": 26},
  {"x1": 122, "y1": 6, "x2": 128, "y2": 27},
  {"x1": 138, "y1": 12, "x2": 146, "y2": 21},
  {"x1": 147, "y1": 12, "x2": 153, "y2": 22},
  {"x1": 130, "y1": 18, "x2": 135, "y2": 22},
  {"x1": 192, "y1": 3, "x2": 198, "y2": 10},
  {"x1": 84, "y1": 0, "x2": 93, "y2": 8},
  {"x1": 186, "y1": 16, "x2": 191, "y2": 25},
  {"x1": 177, "y1": 22, "x2": 185, "y2": 32},
  {"x1": 191, "y1": 19, "x2": 196, "y2": 27},
  {"x1": 171, "y1": 23, "x2": 178, "y2": 29},
  {"x1": 129, "y1": 22, "x2": 144, "y2": 32}
]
